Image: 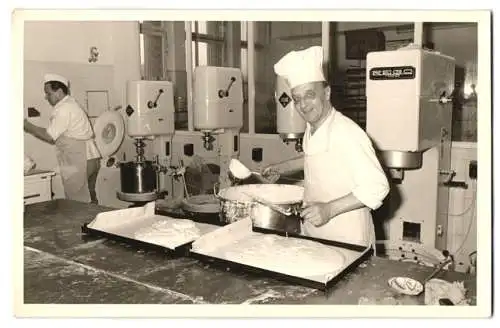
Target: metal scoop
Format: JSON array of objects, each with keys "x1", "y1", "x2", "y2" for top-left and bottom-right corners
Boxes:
[{"x1": 229, "y1": 159, "x2": 278, "y2": 183}]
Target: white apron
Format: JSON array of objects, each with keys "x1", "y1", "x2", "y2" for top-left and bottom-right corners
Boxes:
[
  {"x1": 55, "y1": 135, "x2": 91, "y2": 203},
  {"x1": 300, "y1": 112, "x2": 376, "y2": 249}
]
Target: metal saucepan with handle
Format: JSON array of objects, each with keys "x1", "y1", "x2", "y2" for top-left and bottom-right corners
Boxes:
[{"x1": 213, "y1": 183, "x2": 304, "y2": 232}]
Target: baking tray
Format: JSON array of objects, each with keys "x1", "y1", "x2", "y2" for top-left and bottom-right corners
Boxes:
[
  {"x1": 81, "y1": 223, "x2": 191, "y2": 256},
  {"x1": 189, "y1": 218, "x2": 373, "y2": 291},
  {"x1": 155, "y1": 207, "x2": 224, "y2": 227},
  {"x1": 81, "y1": 202, "x2": 220, "y2": 255}
]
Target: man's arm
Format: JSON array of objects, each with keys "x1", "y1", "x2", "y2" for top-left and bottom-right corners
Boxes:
[
  {"x1": 325, "y1": 192, "x2": 365, "y2": 217},
  {"x1": 262, "y1": 155, "x2": 305, "y2": 177},
  {"x1": 24, "y1": 120, "x2": 55, "y2": 145},
  {"x1": 275, "y1": 155, "x2": 305, "y2": 174},
  {"x1": 300, "y1": 193, "x2": 365, "y2": 226}
]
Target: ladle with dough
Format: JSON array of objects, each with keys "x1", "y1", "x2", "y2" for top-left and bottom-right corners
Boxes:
[{"x1": 229, "y1": 158, "x2": 279, "y2": 183}]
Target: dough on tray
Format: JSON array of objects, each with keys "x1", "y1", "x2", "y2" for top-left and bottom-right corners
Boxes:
[
  {"x1": 134, "y1": 219, "x2": 202, "y2": 248},
  {"x1": 221, "y1": 234, "x2": 346, "y2": 278}
]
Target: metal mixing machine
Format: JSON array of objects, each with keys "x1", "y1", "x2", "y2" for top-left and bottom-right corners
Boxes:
[
  {"x1": 117, "y1": 80, "x2": 180, "y2": 206},
  {"x1": 366, "y1": 47, "x2": 457, "y2": 256}
]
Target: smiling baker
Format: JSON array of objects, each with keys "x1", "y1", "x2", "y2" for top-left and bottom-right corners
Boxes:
[{"x1": 262, "y1": 46, "x2": 390, "y2": 248}]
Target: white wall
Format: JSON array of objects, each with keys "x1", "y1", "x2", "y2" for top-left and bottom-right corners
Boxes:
[
  {"x1": 24, "y1": 22, "x2": 115, "y2": 64},
  {"x1": 447, "y1": 142, "x2": 477, "y2": 272}
]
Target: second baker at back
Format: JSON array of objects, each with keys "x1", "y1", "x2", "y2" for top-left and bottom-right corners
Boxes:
[{"x1": 24, "y1": 73, "x2": 101, "y2": 203}]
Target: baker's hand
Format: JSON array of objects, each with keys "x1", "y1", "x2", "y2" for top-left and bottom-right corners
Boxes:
[
  {"x1": 300, "y1": 202, "x2": 332, "y2": 227},
  {"x1": 261, "y1": 165, "x2": 281, "y2": 183}
]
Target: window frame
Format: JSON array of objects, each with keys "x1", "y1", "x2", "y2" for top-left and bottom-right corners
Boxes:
[
  {"x1": 139, "y1": 21, "x2": 296, "y2": 136},
  {"x1": 140, "y1": 21, "x2": 168, "y2": 80}
]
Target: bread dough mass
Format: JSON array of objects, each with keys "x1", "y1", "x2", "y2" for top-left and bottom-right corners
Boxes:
[
  {"x1": 219, "y1": 184, "x2": 304, "y2": 204},
  {"x1": 134, "y1": 219, "x2": 201, "y2": 248},
  {"x1": 220, "y1": 234, "x2": 346, "y2": 278}
]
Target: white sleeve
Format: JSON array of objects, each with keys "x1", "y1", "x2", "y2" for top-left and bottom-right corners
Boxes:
[
  {"x1": 47, "y1": 109, "x2": 71, "y2": 141},
  {"x1": 344, "y1": 132, "x2": 390, "y2": 210}
]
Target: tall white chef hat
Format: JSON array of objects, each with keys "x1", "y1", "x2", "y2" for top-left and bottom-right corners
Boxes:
[
  {"x1": 274, "y1": 46, "x2": 326, "y2": 89},
  {"x1": 44, "y1": 73, "x2": 69, "y2": 88}
]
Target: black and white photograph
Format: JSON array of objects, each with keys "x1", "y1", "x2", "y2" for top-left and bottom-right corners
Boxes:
[{"x1": 9, "y1": 5, "x2": 493, "y2": 323}]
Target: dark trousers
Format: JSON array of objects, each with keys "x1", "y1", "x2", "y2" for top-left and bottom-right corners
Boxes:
[{"x1": 87, "y1": 158, "x2": 101, "y2": 204}]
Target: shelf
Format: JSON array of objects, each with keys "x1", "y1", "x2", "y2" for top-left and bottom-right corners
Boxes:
[{"x1": 337, "y1": 66, "x2": 368, "y2": 130}]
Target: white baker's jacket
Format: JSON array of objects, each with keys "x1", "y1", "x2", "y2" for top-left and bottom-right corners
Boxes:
[
  {"x1": 301, "y1": 107, "x2": 389, "y2": 247},
  {"x1": 46, "y1": 95, "x2": 101, "y2": 160}
]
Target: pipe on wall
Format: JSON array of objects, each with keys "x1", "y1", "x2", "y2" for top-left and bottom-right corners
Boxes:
[
  {"x1": 414, "y1": 22, "x2": 424, "y2": 47},
  {"x1": 185, "y1": 21, "x2": 194, "y2": 132},
  {"x1": 248, "y1": 21, "x2": 256, "y2": 135},
  {"x1": 321, "y1": 21, "x2": 330, "y2": 80}
]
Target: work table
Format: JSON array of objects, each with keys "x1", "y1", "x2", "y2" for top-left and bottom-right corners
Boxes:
[{"x1": 23, "y1": 200, "x2": 476, "y2": 305}]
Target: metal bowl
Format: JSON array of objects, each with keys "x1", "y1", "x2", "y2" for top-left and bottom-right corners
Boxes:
[
  {"x1": 214, "y1": 184, "x2": 304, "y2": 230},
  {"x1": 250, "y1": 202, "x2": 302, "y2": 234}
]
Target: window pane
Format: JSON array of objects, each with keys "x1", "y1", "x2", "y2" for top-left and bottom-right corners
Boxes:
[
  {"x1": 140, "y1": 33, "x2": 145, "y2": 77},
  {"x1": 192, "y1": 21, "x2": 224, "y2": 38},
  {"x1": 143, "y1": 34, "x2": 163, "y2": 80},
  {"x1": 191, "y1": 41, "x2": 196, "y2": 68},
  {"x1": 192, "y1": 41, "x2": 208, "y2": 68},
  {"x1": 240, "y1": 48, "x2": 247, "y2": 81},
  {"x1": 254, "y1": 21, "x2": 321, "y2": 134},
  {"x1": 198, "y1": 42, "x2": 208, "y2": 66},
  {"x1": 241, "y1": 21, "x2": 247, "y2": 41},
  {"x1": 452, "y1": 60, "x2": 478, "y2": 142},
  {"x1": 197, "y1": 21, "x2": 207, "y2": 34}
]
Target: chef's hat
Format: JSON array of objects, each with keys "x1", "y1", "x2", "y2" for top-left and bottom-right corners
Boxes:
[
  {"x1": 44, "y1": 73, "x2": 69, "y2": 88},
  {"x1": 274, "y1": 46, "x2": 326, "y2": 89}
]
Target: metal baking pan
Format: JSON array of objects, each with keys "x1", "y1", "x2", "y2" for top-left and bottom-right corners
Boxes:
[
  {"x1": 81, "y1": 202, "x2": 220, "y2": 255},
  {"x1": 81, "y1": 223, "x2": 191, "y2": 256},
  {"x1": 155, "y1": 207, "x2": 225, "y2": 227},
  {"x1": 189, "y1": 218, "x2": 373, "y2": 292}
]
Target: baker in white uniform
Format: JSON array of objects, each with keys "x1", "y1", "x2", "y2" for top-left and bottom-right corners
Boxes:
[
  {"x1": 24, "y1": 73, "x2": 101, "y2": 203},
  {"x1": 262, "y1": 46, "x2": 390, "y2": 248}
]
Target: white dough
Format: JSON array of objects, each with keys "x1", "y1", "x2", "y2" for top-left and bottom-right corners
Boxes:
[
  {"x1": 219, "y1": 234, "x2": 346, "y2": 278},
  {"x1": 134, "y1": 219, "x2": 202, "y2": 248},
  {"x1": 219, "y1": 184, "x2": 304, "y2": 204}
]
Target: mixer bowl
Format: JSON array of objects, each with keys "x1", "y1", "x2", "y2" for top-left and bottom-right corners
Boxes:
[{"x1": 119, "y1": 161, "x2": 157, "y2": 194}]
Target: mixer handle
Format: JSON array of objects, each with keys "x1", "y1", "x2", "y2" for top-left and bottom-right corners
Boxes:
[{"x1": 218, "y1": 76, "x2": 237, "y2": 98}]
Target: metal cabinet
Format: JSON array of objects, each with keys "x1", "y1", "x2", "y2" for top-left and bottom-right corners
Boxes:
[{"x1": 24, "y1": 171, "x2": 55, "y2": 205}]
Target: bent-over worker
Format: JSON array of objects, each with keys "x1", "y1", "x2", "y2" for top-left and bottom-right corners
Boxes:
[
  {"x1": 262, "y1": 46, "x2": 390, "y2": 248},
  {"x1": 24, "y1": 73, "x2": 101, "y2": 203}
]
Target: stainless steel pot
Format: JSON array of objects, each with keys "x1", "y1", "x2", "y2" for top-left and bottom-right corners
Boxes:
[
  {"x1": 214, "y1": 183, "x2": 304, "y2": 232},
  {"x1": 250, "y1": 202, "x2": 303, "y2": 234}
]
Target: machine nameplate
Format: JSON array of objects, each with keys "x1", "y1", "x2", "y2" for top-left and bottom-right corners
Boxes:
[{"x1": 369, "y1": 66, "x2": 416, "y2": 80}]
